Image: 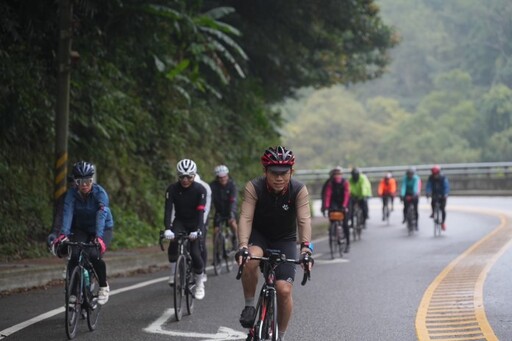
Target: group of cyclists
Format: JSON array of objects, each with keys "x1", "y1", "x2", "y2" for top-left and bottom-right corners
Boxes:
[
  {"x1": 49, "y1": 146, "x2": 313, "y2": 341},
  {"x1": 48, "y1": 146, "x2": 448, "y2": 341},
  {"x1": 321, "y1": 165, "x2": 450, "y2": 247}
]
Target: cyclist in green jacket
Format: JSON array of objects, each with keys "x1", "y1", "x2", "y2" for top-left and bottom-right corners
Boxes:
[{"x1": 348, "y1": 168, "x2": 372, "y2": 227}]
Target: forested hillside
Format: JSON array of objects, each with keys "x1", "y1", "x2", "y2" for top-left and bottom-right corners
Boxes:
[
  {"x1": 0, "y1": 0, "x2": 396, "y2": 260},
  {"x1": 282, "y1": 0, "x2": 512, "y2": 169}
]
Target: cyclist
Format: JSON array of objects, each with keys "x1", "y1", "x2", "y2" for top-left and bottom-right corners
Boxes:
[
  {"x1": 348, "y1": 168, "x2": 372, "y2": 227},
  {"x1": 194, "y1": 173, "x2": 212, "y2": 281},
  {"x1": 51, "y1": 161, "x2": 114, "y2": 305},
  {"x1": 426, "y1": 165, "x2": 450, "y2": 231},
  {"x1": 400, "y1": 167, "x2": 421, "y2": 229},
  {"x1": 236, "y1": 146, "x2": 313, "y2": 341},
  {"x1": 209, "y1": 164, "x2": 238, "y2": 251},
  {"x1": 163, "y1": 159, "x2": 207, "y2": 300},
  {"x1": 321, "y1": 166, "x2": 351, "y2": 253},
  {"x1": 378, "y1": 172, "x2": 397, "y2": 221}
]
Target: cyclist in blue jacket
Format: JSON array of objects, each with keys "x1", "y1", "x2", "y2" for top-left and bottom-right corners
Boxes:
[
  {"x1": 426, "y1": 165, "x2": 450, "y2": 231},
  {"x1": 51, "y1": 161, "x2": 114, "y2": 305},
  {"x1": 400, "y1": 167, "x2": 421, "y2": 229}
]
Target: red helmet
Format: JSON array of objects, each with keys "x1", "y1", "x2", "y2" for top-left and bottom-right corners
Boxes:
[
  {"x1": 261, "y1": 146, "x2": 295, "y2": 170},
  {"x1": 431, "y1": 165, "x2": 441, "y2": 175}
]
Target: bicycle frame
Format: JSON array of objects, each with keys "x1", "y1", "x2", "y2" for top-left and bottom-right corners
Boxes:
[
  {"x1": 63, "y1": 241, "x2": 101, "y2": 339},
  {"x1": 159, "y1": 231, "x2": 196, "y2": 321},
  {"x1": 236, "y1": 249, "x2": 312, "y2": 341}
]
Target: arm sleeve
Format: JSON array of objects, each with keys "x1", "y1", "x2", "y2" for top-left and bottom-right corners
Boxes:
[
  {"x1": 61, "y1": 190, "x2": 75, "y2": 236},
  {"x1": 390, "y1": 179, "x2": 397, "y2": 195},
  {"x1": 324, "y1": 181, "x2": 332, "y2": 210},
  {"x1": 400, "y1": 177, "x2": 406, "y2": 197},
  {"x1": 377, "y1": 180, "x2": 384, "y2": 196},
  {"x1": 444, "y1": 177, "x2": 450, "y2": 195},
  {"x1": 426, "y1": 177, "x2": 432, "y2": 195},
  {"x1": 296, "y1": 186, "x2": 312, "y2": 246},
  {"x1": 343, "y1": 180, "x2": 350, "y2": 207},
  {"x1": 238, "y1": 182, "x2": 257, "y2": 248},
  {"x1": 230, "y1": 182, "x2": 238, "y2": 217},
  {"x1": 164, "y1": 187, "x2": 174, "y2": 230},
  {"x1": 196, "y1": 186, "x2": 207, "y2": 230}
]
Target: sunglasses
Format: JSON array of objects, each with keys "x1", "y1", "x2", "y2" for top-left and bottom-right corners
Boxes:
[
  {"x1": 75, "y1": 177, "x2": 93, "y2": 186},
  {"x1": 178, "y1": 174, "x2": 194, "y2": 180}
]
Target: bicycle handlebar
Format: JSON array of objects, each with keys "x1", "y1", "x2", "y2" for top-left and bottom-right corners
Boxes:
[
  {"x1": 235, "y1": 253, "x2": 313, "y2": 286},
  {"x1": 158, "y1": 230, "x2": 201, "y2": 251},
  {"x1": 62, "y1": 241, "x2": 100, "y2": 249}
]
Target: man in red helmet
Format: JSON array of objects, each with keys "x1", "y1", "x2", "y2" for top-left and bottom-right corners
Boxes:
[
  {"x1": 426, "y1": 165, "x2": 450, "y2": 231},
  {"x1": 236, "y1": 146, "x2": 313, "y2": 341}
]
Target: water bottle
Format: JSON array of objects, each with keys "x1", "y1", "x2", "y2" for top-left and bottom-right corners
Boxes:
[{"x1": 83, "y1": 268, "x2": 90, "y2": 289}]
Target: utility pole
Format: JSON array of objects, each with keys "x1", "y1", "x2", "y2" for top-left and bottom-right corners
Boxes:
[{"x1": 54, "y1": 0, "x2": 72, "y2": 226}]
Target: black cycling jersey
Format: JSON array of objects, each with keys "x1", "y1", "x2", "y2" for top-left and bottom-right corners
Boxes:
[
  {"x1": 164, "y1": 181, "x2": 206, "y2": 231},
  {"x1": 210, "y1": 178, "x2": 238, "y2": 218},
  {"x1": 251, "y1": 176, "x2": 304, "y2": 241}
]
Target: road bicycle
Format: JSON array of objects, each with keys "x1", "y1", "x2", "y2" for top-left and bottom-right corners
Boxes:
[
  {"x1": 236, "y1": 249, "x2": 313, "y2": 341},
  {"x1": 160, "y1": 231, "x2": 196, "y2": 321},
  {"x1": 328, "y1": 210, "x2": 345, "y2": 259},
  {"x1": 431, "y1": 195, "x2": 442, "y2": 237},
  {"x1": 63, "y1": 241, "x2": 102, "y2": 340},
  {"x1": 212, "y1": 219, "x2": 236, "y2": 275},
  {"x1": 404, "y1": 195, "x2": 417, "y2": 236},
  {"x1": 352, "y1": 200, "x2": 365, "y2": 241}
]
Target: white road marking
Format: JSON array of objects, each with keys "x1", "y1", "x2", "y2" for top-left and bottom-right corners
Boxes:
[{"x1": 144, "y1": 308, "x2": 247, "y2": 340}]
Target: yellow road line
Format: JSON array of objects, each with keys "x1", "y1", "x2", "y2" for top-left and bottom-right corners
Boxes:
[{"x1": 416, "y1": 207, "x2": 512, "y2": 341}]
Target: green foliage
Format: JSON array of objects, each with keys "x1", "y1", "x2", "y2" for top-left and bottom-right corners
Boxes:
[{"x1": 0, "y1": 0, "x2": 395, "y2": 259}]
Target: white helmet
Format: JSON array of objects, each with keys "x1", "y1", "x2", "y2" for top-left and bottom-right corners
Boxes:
[
  {"x1": 214, "y1": 164, "x2": 229, "y2": 177},
  {"x1": 177, "y1": 159, "x2": 197, "y2": 176}
]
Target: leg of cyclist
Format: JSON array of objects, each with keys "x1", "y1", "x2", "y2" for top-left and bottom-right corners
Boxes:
[
  {"x1": 402, "y1": 198, "x2": 408, "y2": 224},
  {"x1": 200, "y1": 218, "x2": 208, "y2": 281},
  {"x1": 273, "y1": 240, "x2": 297, "y2": 341},
  {"x1": 239, "y1": 244, "x2": 263, "y2": 328},
  {"x1": 362, "y1": 198, "x2": 369, "y2": 223},
  {"x1": 342, "y1": 211, "x2": 350, "y2": 253},
  {"x1": 440, "y1": 196, "x2": 447, "y2": 230},
  {"x1": 430, "y1": 199, "x2": 435, "y2": 218},
  {"x1": 413, "y1": 196, "x2": 419, "y2": 230},
  {"x1": 348, "y1": 198, "x2": 355, "y2": 227},
  {"x1": 189, "y1": 237, "x2": 206, "y2": 300},
  {"x1": 382, "y1": 196, "x2": 386, "y2": 221},
  {"x1": 391, "y1": 195, "x2": 394, "y2": 211},
  {"x1": 89, "y1": 229, "x2": 112, "y2": 304}
]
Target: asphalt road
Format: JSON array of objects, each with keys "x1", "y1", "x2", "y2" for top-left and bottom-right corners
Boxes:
[{"x1": 1, "y1": 197, "x2": 511, "y2": 341}]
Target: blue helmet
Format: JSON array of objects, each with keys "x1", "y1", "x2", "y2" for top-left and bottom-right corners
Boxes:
[{"x1": 72, "y1": 161, "x2": 95, "y2": 179}]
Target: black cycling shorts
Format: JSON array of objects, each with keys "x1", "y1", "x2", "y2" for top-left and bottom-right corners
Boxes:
[{"x1": 249, "y1": 228, "x2": 297, "y2": 284}]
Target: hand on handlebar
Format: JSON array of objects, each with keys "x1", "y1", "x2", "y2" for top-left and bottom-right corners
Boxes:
[
  {"x1": 164, "y1": 229, "x2": 175, "y2": 240},
  {"x1": 188, "y1": 230, "x2": 200, "y2": 240},
  {"x1": 235, "y1": 247, "x2": 250, "y2": 266}
]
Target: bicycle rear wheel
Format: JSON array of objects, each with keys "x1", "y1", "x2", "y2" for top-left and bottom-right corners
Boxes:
[
  {"x1": 329, "y1": 222, "x2": 336, "y2": 259},
  {"x1": 174, "y1": 256, "x2": 185, "y2": 321},
  {"x1": 337, "y1": 221, "x2": 344, "y2": 258},
  {"x1": 65, "y1": 266, "x2": 81, "y2": 339},
  {"x1": 407, "y1": 207, "x2": 415, "y2": 236},
  {"x1": 213, "y1": 232, "x2": 223, "y2": 276},
  {"x1": 86, "y1": 268, "x2": 101, "y2": 331}
]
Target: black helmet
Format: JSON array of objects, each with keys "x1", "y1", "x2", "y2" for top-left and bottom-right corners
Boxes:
[
  {"x1": 351, "y1": 168, "x2": 360, "y2": 181},
  {"x1": 72, "y1": 161, "x2": 95, "y2": 179}
]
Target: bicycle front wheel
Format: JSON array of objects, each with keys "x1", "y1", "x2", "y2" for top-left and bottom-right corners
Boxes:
[
  {"x1": 224, "y1": 231, "x2": 235, "y2": 273},
  {"x1": 65, "y1": 266, "x2": 81, "y2": 339},
  {"x1": 174, "y1": 256, "x2": 185, "y2": 321},
  {"x1": 434, "y1": 204, "x2": 442, "y2": 237},
  {"x1": 212, "y1": 232, "x2": 223, "y2": 276},
  {"x1": 186, "y1": 265, "x2": 195, "y2": 316},
  {"x1": 261, "y1": 292, "x2": 278, "y2": 341},
  {"x1": 86, "y1": 268, "x2": 101, "y2": 331}
]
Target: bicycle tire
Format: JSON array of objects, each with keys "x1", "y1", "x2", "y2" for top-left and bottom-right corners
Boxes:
[
  {"x1": 174, "y1": 255, "x2": 185, "y2": 321},
  {"x1": 337, "y1": 221, "x2": 344, "y2": 258},
  {"x1": 264, "y1": 292, "x2": 278, "y2": 341},
  {"x1": 213, "y1": 231, "x2": 223, "y2": 276},
  {"x1": 86, "y1": 268, "x2": 101, "y2": 331},
  {"x1": 434, "y1": 202, "x2": 442, "y2": 237},
  {"x1": 224, "y1": 231, "x2": 234, "y2": 273},
  {"x1": 356, "y1": 209, "x2": 364, "y2": 241},
  {"x1": 384, "y1": 203, "x2": 390, "y2": 225},
  {"x1": 65, "y1": 266, "x2": 81, "y2": 340},
  {"x1": 329, "y1": 221, "x2": 336, "y2": 259},
  {"x1": 407, "y1": 205, "x2": 415, "y2": 236},
  {"x1": 186, "y1": 261, "x2": 195, "y2": 315}
]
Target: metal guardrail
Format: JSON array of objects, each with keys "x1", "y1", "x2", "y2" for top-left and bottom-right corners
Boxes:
[{"x1": 294, "y1": 162, "x2": 512, "y2": 182}]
